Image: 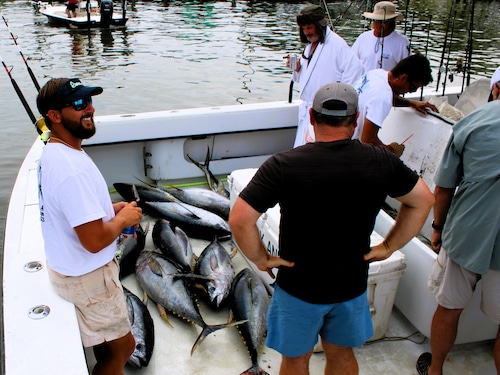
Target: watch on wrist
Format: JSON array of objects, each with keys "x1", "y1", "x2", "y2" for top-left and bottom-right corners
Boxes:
[{"x1": 431, "y1": 220, "x2": 444, "y2": 231}]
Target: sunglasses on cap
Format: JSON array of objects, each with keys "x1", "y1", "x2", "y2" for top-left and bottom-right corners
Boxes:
[{"x1": 62, "y1": 97, "x2": 92, "y2": 111}]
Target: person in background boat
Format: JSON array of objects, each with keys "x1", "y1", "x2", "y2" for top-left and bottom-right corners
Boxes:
[
  {"x1": 352, "y1": 1, "x2": 411, "y2": 73},
  {"x1": 230, "y1": 82, "x2": 434, "y2": 375},
  {"x1": 353, "y1": 52, "x2": 438, "y2": 157},
  {"x1": 416, "y1": 78, "x2": 500, "y2": 375},
  {"x1": 287, "y1": 4, "x2": 363, "y2": 147},
  {"x1": 66, "y1": 0, "x2": 78, "y2": 18},
  {"x1": 36, "y1": 78, "x2": 142, "y2": 375},
  {"x1": 488, "y1": 65, "x2": 500, "y2": 102}
]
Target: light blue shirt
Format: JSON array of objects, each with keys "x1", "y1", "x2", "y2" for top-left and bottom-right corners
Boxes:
[{"x1": 434, "y1": 100, "x2": 500, "y2": 274}]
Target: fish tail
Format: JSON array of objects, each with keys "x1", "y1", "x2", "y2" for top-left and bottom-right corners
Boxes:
[
  {"x1": 190, "y1": 319, "x2": 248, "y2": 355},
  {"x1": 239, "y1": 364, "x2": 270, "y2": 375}
]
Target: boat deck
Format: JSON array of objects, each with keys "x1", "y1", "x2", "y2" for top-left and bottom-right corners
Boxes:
[{"x1": 84, "y1": 212, "x2": 497, "y2": 375}]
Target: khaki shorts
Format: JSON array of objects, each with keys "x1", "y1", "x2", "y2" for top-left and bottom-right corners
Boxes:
[
  {"x1": 428, "y1": 248, "x2": 500, "y2": 324},
  {"x1": 47, "y1": 258, "x2": 131, "y2": 347}
]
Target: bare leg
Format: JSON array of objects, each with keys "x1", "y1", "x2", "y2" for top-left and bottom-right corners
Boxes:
[
  {"x1": 92, "y1": 332, "x2": 135, "y2": 375},
  {"x1": 279, "y1": 351, "x2": 313, "y2": 375},
  {"x1": 323, "y1": 339, "x2": 358, "y2": 375},
  {"x1": 428, "y1": 305, "x2": 463, "y2": 375}
]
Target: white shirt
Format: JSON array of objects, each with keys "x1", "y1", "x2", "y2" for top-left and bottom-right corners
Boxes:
[
  {"x1": 352, "y1": 30, "x2": 410, "y2": 73},
  {"x1": 38, "y1": 143, "x2": 116, "y2": 276},
  {"x1": 352, "y1": 69, "x2": 393, "y2": 140}
]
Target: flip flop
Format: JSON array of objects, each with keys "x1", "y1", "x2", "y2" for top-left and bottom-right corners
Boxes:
[{"x1": 416, "y1": 352, "x2": 432, "y2": 375}]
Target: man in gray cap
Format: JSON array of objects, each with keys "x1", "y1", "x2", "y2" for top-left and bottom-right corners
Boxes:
[
  {"x1": 230, "y1": 82, "x2": 433, "y2": 375},
  {"x1": 289, "y1": 4, "x2": 363, "y2": 147},
  {"x1": 352, "y1": 1, "x2": 411, "y2": 72},
  {"x1": 37, "y1": 78, "x2": 143, "y2": 374}
]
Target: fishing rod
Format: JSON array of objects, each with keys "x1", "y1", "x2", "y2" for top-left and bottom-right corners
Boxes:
[
  {"x1": 463, "y1": 0, "x2": 475, "y2": 90},
  {"x1": 441, "y1": 7, "x2": 457, "y2": 96},
  {"x1": 0, "y1": 54, "x2": 39, "y2": 130},
  {"x1": 420, "y1": 14, "x2": 432, "y2": 101},
  {"x1": 436, "y1": 0, "x2": 456, "y2": 92},
  {"x1": 403, "y1": 0, "x2": 410, "y2": 38},
  {"x1": 1, "y1": 11, "x2": 41, "y2": 92}
]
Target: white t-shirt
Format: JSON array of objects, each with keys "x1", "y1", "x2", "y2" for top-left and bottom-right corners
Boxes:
[
  {"x1": 38, "y1": 143, "x2": 116, "y2": 276},
  {"x1": 352, "y1": 30, "x2": 410, "y2": 73},
  {"x1": 352, "y1": 69, "x2": 393, "y2": 140}
]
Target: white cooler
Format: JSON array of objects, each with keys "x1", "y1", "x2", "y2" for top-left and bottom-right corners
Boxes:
[{"x1": 228, "y1": 168, "x2": 407, "y2": 342}]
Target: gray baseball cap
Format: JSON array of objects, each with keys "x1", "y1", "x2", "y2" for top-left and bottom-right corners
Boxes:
[{"x1": 312, "y1": 82, "x2": 358, "y2": 117}]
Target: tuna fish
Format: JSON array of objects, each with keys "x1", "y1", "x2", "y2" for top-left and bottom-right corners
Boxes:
[
  {"x1": 123, "y1": 287, "x2": 155, "y2": 368},
  {"x1": 186, "y1": 147, "x2": 230, "y2": 198},
  {"x1": 192, "y1": 237, "x2": 235, "y2": 308},
  {"x1": 152, "y1": 218, "x2": 194, "y2": 273},
  {"x1": 135, "y1": 250, "x2": 246, "y2": 355},
  {"x1": 117, "y1": 223, "x2": 147, "y2": 279},
  {"x1": 113, "y1": 182, "x2": 200, "y2": 219},
  {"x1": 144, "y1": 201, "x2": 231, "y2": 241},
  {"x1": 163, "y1": 186, "x2": 231, "y2": 220},
  {"x1": 230, "y1": 268, "x2": 271, "y2": 375}
]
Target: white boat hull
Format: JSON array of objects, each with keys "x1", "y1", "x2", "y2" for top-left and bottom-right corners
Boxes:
[{"x1": 3, "y1": 97, "x2": 496, "y2": 374}]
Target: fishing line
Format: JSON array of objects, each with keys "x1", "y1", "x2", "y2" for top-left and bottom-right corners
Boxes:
[{"x1": 1, "y1": 11, "x2": 41, "y2": 92}]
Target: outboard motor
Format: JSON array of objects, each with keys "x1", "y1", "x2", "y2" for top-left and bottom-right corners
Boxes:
[{"x1": 100, "y1": 0, "x2": 113, "y2": 28}]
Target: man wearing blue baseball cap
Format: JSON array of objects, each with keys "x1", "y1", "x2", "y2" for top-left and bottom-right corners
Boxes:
[{"x1": 36, "y1": 78, "x2": 142, "y2": 374}]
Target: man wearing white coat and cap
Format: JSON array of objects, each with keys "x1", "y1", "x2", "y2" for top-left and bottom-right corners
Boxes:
[{"x1": 289, "y1": 4, "x2": 363, "y2": 147}]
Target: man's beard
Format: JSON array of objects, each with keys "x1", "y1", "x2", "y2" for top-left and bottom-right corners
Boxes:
[{"x1": 61, "y1": 113, "x2": 96, "y2": 139}]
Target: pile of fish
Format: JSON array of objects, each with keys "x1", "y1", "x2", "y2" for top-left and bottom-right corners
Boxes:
[{"x1": 112, "y1": 170, "x2": 272, "y2": 372}]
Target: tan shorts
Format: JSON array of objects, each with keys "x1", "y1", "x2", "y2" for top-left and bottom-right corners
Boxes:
[
  {"x1": 428, "y1": 248, "x2": 500, "y2": 324},
  {"x1": 47, "y1": 258, "x2": 131, "y2": 347}
]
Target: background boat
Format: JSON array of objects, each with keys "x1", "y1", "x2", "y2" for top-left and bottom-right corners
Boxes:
[{"x1": 35, "y1": 0, "x2": 128, "y2": 28}]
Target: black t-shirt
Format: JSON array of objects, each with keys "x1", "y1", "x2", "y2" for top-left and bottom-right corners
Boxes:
[{"x1": 239, "y1": 139, "x2": 419, "y2": 304}]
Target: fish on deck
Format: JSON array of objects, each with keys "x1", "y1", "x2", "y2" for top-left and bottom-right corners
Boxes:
[
  {"x1": 152, "y1": 218, "x2": 194, "y2": 273},
  {"x1": 144, "y1": 201, "x2": 231, "y2": 241},
  {"x1": 230, "y1": 268, "x2": 271, "y2": 375},
  {"x1": 135, "y1": 250, "x2": 246, "y2": 355},
  {"x1": 123, "y1": 286, "x2": 155, "y2": 369}
]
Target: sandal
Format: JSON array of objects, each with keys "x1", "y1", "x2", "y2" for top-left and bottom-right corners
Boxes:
[{"x1": 416, "y1": 352, "x2": 432, "y2": 375}]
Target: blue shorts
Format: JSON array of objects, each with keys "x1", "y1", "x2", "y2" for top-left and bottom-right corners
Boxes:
[{"x1": 266, "y1": 285, "x2": 373, "y2": 357}]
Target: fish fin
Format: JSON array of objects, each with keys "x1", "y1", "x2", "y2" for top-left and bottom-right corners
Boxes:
[
  {"x1": 229, "y1": 245, "x2": 239, "y2": 259},
  {"x1": 157, "y1": 304, "x2": 174, "y2": 328},
  {"x1": 147, "y1": 257, "x2": 164, "y2": 277}
]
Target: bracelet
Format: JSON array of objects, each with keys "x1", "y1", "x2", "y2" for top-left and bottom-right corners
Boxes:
[{"x1": 431, "y1": 220, "x2": 444, "y2": 231}]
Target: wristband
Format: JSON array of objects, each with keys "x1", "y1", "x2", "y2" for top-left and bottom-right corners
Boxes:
[{"x1": 431, "y1": 220, "x2": 444, "y2": 231}]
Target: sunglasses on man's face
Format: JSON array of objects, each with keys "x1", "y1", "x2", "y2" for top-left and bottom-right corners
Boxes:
[{"x1": 63, "y1": 97, "x2": 92, "y2": 111}]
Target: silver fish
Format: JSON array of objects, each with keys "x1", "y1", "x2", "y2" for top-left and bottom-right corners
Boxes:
[
  {"x1": 135, "y1": 250, "x2": 246, "y2": 355},
  {"x1": 163, "y1": 186, "x2": 231, "y2": 220},
  {"x1": 183, "y1": 237, "x2": 235, "y2": 308},
  {"x1": 123, "y1": 287, "x2": 155, "y2": 368},
  {"x1": 116, "y1": 223, "x2": 147, "y2": 279},
  {"x1": 186, "y1": 147, "x2": 230, "y2": 198},
  {"x1": 152, "y1": 218, "x2": 194, "y2": 273},
  {"x1": 145, "y1": 201, "x2": 231, "y2": 241},
  {"x1": 231, "y1": 268, "x2": 271, "y2": 375}
]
